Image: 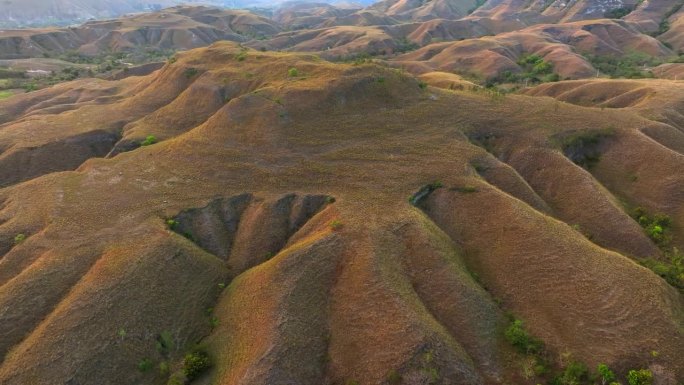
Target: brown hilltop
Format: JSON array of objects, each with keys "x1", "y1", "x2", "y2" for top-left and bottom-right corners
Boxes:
[{"x1": 0, "y1": 42, "x2": 682, "y2": 385}]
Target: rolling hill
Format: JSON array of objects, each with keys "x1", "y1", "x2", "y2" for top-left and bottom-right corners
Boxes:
[
  {"x1": 0, "y1": 0, "x2": 683, "y2": 384},
  {"x1": 0, "y1": 41, "x2": 682, "y2": 385}
]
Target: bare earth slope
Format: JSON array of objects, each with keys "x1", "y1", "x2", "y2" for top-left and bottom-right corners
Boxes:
[{"x1": 0, "y1": 42, "x2": 681, "y2": 385}]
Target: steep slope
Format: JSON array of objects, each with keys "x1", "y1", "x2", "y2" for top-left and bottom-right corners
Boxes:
[{"x1": 0, "y1": 42, "x2": 681, "y2": 385}]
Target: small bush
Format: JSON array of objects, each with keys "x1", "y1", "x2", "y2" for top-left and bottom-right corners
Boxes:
[
  {"x1": 156, "y1": 331, "x2": 174, "y2": 355},
  {"x1": 140, "y1": 135, "x2": 157, "y2": 146},
  {"x1": 387, "y1": 369, "x2": 402, "y2": 384},
  {"x1": 557, "y1": 128, "x2": 613, "y2": 169},
  {"x1": 631, "y1": 208, "x2": 672, "y2": 247},
  {"x1": 627, "y1": 369, "x2": 653, "y2": 385},
  {"x1": 330, "y1": 220, "x2": 344, "y2": 231},
  {"x1": 159, "y1": 361, "x2": 169, "y2": 375},
  {"x1": 552, "y1": 361, "x2": 589, "y2": 385},
  {"x1": 505, "y1": 319, "x2": 543, "y2": 354},
  {"x1": 14, "y1": 233, "x2": 26, "y2": 244},
  {"x1": 184, "y1": 68, "x2": 199, "y2": 79},
  {"x1": 166, "y1": 219, "x2": 178, "y2": 229},
  {"x1": 183, "y1": 351, "x2": 212, "y2": 380},
  {"x1": 288, "y1": 67, "x2": 299, "y2": 77},
  {"x1": 138, "y1": 358, "x2": 154, "y2": 372},
  {"x1": 454, "y1": 185, "x2": 477, "y2": 193},
  {"x1": 597, "y1": 363, "x2": 616, "y2": 384}
]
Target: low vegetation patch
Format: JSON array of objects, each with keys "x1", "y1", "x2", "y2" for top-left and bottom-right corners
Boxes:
[
  {"x1": 503, "y1": 316, "x2": 655, "y2": 384},
  {"x1": 488, "y1": 54, "x2": 559, "y2": 87},
  {"x1": 409, "y1": 181, "x2": 443, "y2": 206},
  {"x1": 631, "y1": 207, "x2": 672, "y2": 247},
  {"x1": 631, "y1": 208, "x2": 683, "y2": 292},
  {"x1": 183, "y1": 351, "x2": 212, "y2": 380},
  {"x1": 556, "y1": 128, "x2": 614, "y2": 169},
  {"x1": 141, "y1": 135, "x2": 158, "y2": 146},
  {"x1": 184, "y1": 68, "x2": 199, "y2": 79},
  {"x1": 14, "y1": 233, "x2": 26, "y2": 244},
  {"x1": 585, "y1": 52, "x2": 660, "y2": 79}
]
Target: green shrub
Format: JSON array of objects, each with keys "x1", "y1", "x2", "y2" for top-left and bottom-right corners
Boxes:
[
  {"x1": 557, "y1": 128, "x2": 614, "y2": 169},
  {"x1": 184, "y1": 68, "x2": 199, "y2": 79},
  {"x1": 627, "y1": 369, "x2": 653, "y2": 385},
  {"x1": 598, "y1": 363, "x2": 616, "y2": 384},
  {"x1": 631, "y1": 208, "x2": 672, "y2": 247},
  {"x1": 395, "y1": 37, "x2": 419, "y2": 53},
  {"x1": 138, "y1": 358, "x2": 154, "y2": 372},
  {"x1": 140, "y1": 135, "x2": 157, "y2": 146},
  {"x1": 159, "y1": 361, "x2": 169, "y2": 375},
  {"x1": 288, "y1": 67, "x2": 299, "y2": 77},
  {"x1": 604, "y1": 6, "x2": 633, "y2": 18},
  {"x1": 552, "y1": 361, "x2": 589, "y2": 385},
  {"x1": 156, "y1": 331, "x2": 174, "y2": 355},
  {"x1": 387, "y1": 369, "x2": 402, "y2": 384},
  {"x1": 183, "y1": 351, "x2": 212, "y2": 380},
  {"x1": 504, "y1": 319, "x2": 543, "y2": 354},
  {"x1": 586, "y1": 52, "x2": 660, "y2": 79},
  {"x1": 330, "y1": 220, "x2": 344, "y2": 231},
  {"x1": 454, "y1": 185, "x2": 477, "y2": 193},
  {"x1": 640, "y1": 248, "x2": 683, "y2": 291},
  {"x1": 14, "y1": 233, "x2": 26, "y2": 244}
]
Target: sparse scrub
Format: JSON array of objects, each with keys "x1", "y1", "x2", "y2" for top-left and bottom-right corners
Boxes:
[
  {"x1": 394, "y1": 37, "x2": 419, "y2": 53},
  {"x1": 409, "y1": 181, "x2": 444, "y2": 206},
  {"x1": 598, "y1": 363, "x2": 616, "y2": 385},
  {"x1": 184, "y1": 68, "x2": 199, "y2": 79},
  {"x1": 156, "y1": 331, "x2": 174, "y2": 356},
  {"x1": 138, "y1": 358, "x2": 153, "y2": 372},
  {"x1": 639, "y1": 248, "x2": 683, "y2": 291},
  {"x1": 453, "y1": 185, "x2": 477, "y2": 193},
  {"x1": 551, "y1": 361, "x2": 589, "y2": 385},
  {"x1": 14, "y1": 233, "x2": 26, "y2": 244},
  {"x1": 604, "y1": 6, "x2": 634, "y2": 18},
  {"x1": 330, "y1": 220, "x2": 344, "y2": 231},
  {"x1": 586, "y1": 52, "x2": 660, "y2": 79},
  {"x1": 505, "y1": 318, "x2": 543, "y2": 355},
  {"x1": 556, "y1": 128, "x2": 614, "y2": 169},
  {"x1": 183, "y1": 351, "x2": 212, "y2": 380},
  {"x1": 627, "y1": 369, "x2": 653, "y2": 385},
  {"x1": 288, "y1": 67, "x2": 299, "y2": 77},
  {"x1": 387, "y1": 369, "x2": 402, "y2": 384},
  {"x1": 631, "y1": 208, "x2": 672, "y2": 247},
  {"x1": 488, "y1": 53, "x2": 558, "y2": 86},
  {"x1": 140, "y1": 135, "x2": 158, "y2": 146}
]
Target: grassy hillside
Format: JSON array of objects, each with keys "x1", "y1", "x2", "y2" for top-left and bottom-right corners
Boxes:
[{"x1": 0, "y1": 42, "x2": 681, "y2": 385}]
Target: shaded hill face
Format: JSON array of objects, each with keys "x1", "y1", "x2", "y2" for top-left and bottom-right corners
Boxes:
[
  {"x1": 0, "y1": 42, "x2": 682, "y2": 385},
  {"x1": 0, "y1": 6, "x2": 280, "y2": 59}
]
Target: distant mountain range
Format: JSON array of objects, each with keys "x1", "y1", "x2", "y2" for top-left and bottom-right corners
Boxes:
[{"x1": 0, "y1": 0, "x2": 374, "y2": 28}]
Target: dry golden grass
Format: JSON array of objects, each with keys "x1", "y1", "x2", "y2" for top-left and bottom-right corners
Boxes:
[{"x1": 0, "y1": 42, "x2": 681, "y2": 385}]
